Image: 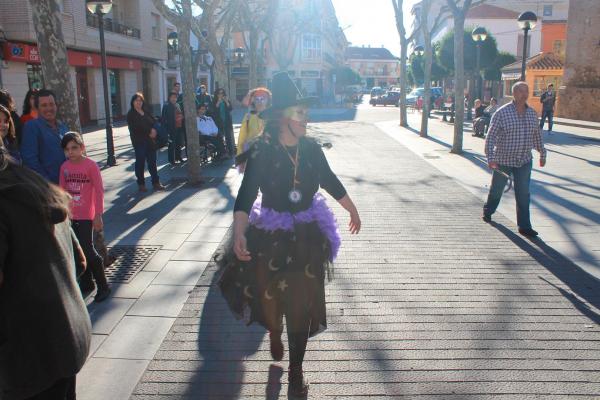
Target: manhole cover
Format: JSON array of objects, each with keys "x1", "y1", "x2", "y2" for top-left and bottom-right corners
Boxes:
[
  {"x1": 423, "y1": 154, "x2": 441, "y2": 159},
  {"x1": 105, "y1": 245, "x2": 161, "y2": 283}
]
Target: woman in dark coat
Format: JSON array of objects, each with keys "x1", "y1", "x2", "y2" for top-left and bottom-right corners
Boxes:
[
  {"x1": 0, "y1": 143, "x2": 91, "y2": 400},
  {"x1": 210, "y1": 88, "x2": 234, "y2": 157},
  {"x1": 219, "y1": 72, "x2": 361, "y2": 397},
  {"x1": 126, "y1": 92, "x2": 165, "y2": 192}
]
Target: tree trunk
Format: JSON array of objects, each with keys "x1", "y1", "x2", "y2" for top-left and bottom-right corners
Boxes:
[
  {"x1": 451, "y1": 14, "x2": 466, "y2": 154},
  {"x1": 420, "y1": 24, "x2": 433, "y2": 137},
  {"x1": 180, "y1": 1, "x2": 203, "y2": 184},
  {"x1": 248, "y1": 30, "x2": 259, "y2": 89},
  {"x1": 29, "y1": 0, "x2": 81, "y2": 132},
  {"x1": 399, "y1": 41, "x2": 409, "y2": 127}
]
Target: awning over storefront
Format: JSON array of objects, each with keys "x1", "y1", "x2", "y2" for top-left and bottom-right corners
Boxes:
[{"x1": 2, "y1": 42, "x2": 142, "y2": 70}]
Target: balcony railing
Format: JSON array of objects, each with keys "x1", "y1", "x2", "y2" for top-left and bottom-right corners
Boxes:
[{"x1": 86, "y1": 14, "x2": 141, "y2": 39}]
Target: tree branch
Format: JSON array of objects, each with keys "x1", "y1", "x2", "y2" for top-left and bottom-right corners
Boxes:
[{"x1": 151, "y1": 0, "x2": 183, "y2": 24}]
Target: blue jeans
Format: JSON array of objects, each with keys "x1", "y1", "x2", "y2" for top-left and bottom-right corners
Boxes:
[
  {"x1": 539, "y1": 109, "x2": 554, "y2": 131},
  {"x1": 483, "y1": 160, "x2": 533, "y2": 229},
  {"x1": 133, "y1": 141, "x2": 159, "y2": 186}
]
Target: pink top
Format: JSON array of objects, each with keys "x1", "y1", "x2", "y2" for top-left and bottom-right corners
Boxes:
[{"x1": 59, "y1": 157, "x2": 104, "y2": 221}]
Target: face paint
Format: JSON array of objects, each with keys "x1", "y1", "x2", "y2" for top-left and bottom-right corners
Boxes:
[
  {"x1": 253, "y1": 95, "x2": 269, "y2": 104},
  {"x1": 284, "y1": 106, "x2": 308, "y2": 123}
]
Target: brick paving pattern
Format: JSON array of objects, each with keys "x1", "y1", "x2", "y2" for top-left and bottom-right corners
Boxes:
[{"x1": 131, "y1": 120, "x2": 600, "y2": 399}]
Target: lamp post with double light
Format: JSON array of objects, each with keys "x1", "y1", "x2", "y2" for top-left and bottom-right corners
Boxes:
[
  {"x1": 517, "y1": 11, "x2": 537, "y2": 81},
  {"x1": 471, "y1": 27, "x2": 487, "y2": 101},
  {"x1": 86, "y1": 0, "x2": 116, "y2": 166}
]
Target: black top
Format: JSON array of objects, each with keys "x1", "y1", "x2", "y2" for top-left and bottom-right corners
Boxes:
[
  {"x1": 0, "y1": 165, "x2": 91, "y2": 399},
  {"x1": 475, "y1": 105, "x2": 486, "y2": 118},
  {"x1": 127, "y1": 108, "x2": 155, "y2": 146},
  {"x1": 235, "y1": 137, "x2": 347, "y2": 214}
]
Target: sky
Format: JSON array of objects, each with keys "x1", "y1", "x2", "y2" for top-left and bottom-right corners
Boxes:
[{"x1": 331, "y1": 0, "x2": 420, "y2": 57}]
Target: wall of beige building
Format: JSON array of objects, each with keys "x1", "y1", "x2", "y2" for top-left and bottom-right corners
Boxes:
[
  {"x1": 557, "y1": 0, "x2": 600, "y2": 122},
  {"x1": 0, "y1": 0, "x2": 169, "y2": 123}
]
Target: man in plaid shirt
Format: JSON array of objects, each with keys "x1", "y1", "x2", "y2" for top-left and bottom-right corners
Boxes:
[{"x1": 483, "y1": 81, "x2": 547, "y2": 237}]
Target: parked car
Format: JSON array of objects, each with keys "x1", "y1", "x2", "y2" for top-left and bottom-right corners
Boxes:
[
  {"x1": 370, "y1": 87, "x2": 384, "y2": 98},
  {"x1": 405, "y1": 87, "x2": 444, "y2": 107},
  {"x1": 370, "y1": 91, "x2": 401, "y2": 106}
]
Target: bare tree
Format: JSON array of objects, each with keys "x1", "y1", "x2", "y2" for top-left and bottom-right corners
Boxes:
[
  {"x1": 28, "y1": 0, "x2": 81, "y2": 131},
  {"x1": 391, "y1": 0, "x2": 420, "y2": 128},
  {"x1": 445, "y1": 0, "x2": 483, "y2": 153},
  {"x1": 418, "y1": 1, "x2": 448, "y2": 137},
  {"x1": 152, "y1": 0, "x2": 203, "y2": 184},
  {"x1": 191, "y1": 0, "x2": 236, "y2": 91},
  {"x1": 235, "y1": 0, "x2": 278, "y2": 89},
  {"x1": 269, "y1": 6, "x2": 303, "y2": 71}
]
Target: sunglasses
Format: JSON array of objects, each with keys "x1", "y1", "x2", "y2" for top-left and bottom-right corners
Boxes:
[{"x1": 253, "y1": 96, "x2": 269, "y2": 103}]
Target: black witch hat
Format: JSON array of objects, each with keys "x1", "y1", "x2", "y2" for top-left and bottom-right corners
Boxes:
[{"x1": 260, "y1": 72, "x2": 318, "y2": 119}]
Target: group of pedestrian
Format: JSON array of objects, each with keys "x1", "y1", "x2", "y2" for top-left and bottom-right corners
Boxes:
[
  {"x1": 1, "y1": 86, "x2": 112, "y2": 399},
  {"x1": 472, "y1": 97, "x2": 499, "y2": 138}
]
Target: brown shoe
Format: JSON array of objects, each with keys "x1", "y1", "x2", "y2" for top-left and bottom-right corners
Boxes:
[
  {"x1": 138, "y1": 184, "x2": 147, "y2": 193},
  {"x1": 153, "y1": 183, "x2": 166, "y2": 191},
  {"x1": 269, "y1": 331, "x2": 284, "y2": 361},
  {"x1": 288, "y1": 366, "x2": 309, "y2": 397}
]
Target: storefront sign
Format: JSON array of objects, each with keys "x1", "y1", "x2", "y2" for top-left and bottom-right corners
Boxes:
[
  {"x1": 502, "y1": 72, "x2": 521, "y2": 80},
  {"x1": 3, "y1": 43, "x2": 40, "y2": 63},
  {"x1": 3, "y1": 42, "x2": 141, "y2": 70}
]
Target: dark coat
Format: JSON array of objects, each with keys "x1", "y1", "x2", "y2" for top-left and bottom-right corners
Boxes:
[
  {"x1": 0, "y1": 165, "x2": 91, "y2": 399},
  {"x1": 209, "y1": 99, "x2": 233, "y2": 136},
  {"x1": 127, "y1": 108, "x2": 155, "y2": 146}
]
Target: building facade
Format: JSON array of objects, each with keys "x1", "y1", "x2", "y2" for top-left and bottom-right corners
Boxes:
[
  {"x1": 221, "y1": 0, "x2": 346, "y2": 104},
  {"x1": 0, "y1": 0, "x2": 172, "y2": 124},
  {"x1": 345, "y1": 46, "x2": 400, "y2": 89},
  {"x1": 557, "y1": 0, "x2": 600, "y2": 121}
]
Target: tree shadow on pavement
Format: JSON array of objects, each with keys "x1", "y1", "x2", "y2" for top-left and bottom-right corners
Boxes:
[{"x1": 491, "y1": 222, "x2": 600, "y2": 323}]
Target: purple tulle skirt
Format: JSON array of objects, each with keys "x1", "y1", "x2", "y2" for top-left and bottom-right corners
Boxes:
[{"x1": 248, "y1": 193, "x2": 341, "y2": 261}]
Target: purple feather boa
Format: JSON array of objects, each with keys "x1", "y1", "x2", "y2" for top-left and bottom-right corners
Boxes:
[{"x1": 248, "y1": 193, "x2": 341, "y2": 261}]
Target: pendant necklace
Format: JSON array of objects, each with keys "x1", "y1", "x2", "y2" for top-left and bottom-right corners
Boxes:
[{"x1": 283, "y1": 144, "x2": 302, "y2": 203}]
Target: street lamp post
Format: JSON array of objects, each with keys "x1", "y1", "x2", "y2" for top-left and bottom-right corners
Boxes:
[
  {"x1": 517, "y1": 11, "x2": 537, "y2": 81},
  {"x1": 86, "y1": 0, "x2": 116, "y2": 166},
  {"x1": 472, "y1": 27, "x2": 488, "y2": 101},
  {"x1": 224, "y1": 55, "x2": 232, "y2": 96}
]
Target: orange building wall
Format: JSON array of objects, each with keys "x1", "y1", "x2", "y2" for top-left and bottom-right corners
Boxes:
[{"x1": 541, "y1": 23, "x2": 567, "y2": 54}]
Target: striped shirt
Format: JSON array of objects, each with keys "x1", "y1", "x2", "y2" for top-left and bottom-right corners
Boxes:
[{"x1": 485, "y1": 101, "x2": 546, "y2": 167}]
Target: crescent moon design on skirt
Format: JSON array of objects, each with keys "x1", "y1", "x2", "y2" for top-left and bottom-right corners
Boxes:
[
  {"x1": 268, "y1": 258, "x2": 279, "y2": 271},
  {"x1": 304, "y1": 264, "x2": 316, "y2": 279},
  {"x1": 264, "y1": 289, "x2": 274, "y2": 300},
  {"x1": 243, "y1": 285, "x2": 254, "y2": 299}
]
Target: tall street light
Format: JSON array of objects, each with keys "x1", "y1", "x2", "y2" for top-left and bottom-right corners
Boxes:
[
  {"x1": 472, "y1": 27, "x2": 487, "y2": 101},
  {"x1": 517, "y1": 11, "x2": 537, "y2": 81},
  {"x1": 86, "y1": 0, "x2": 116, "y2": 166}
]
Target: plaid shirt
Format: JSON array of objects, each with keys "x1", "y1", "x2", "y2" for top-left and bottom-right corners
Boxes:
[{"x1": 485, "y1": 101, "x2": 546, "y2": 167}]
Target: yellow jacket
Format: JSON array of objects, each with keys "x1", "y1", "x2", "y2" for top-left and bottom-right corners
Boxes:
[{"x1": 237, "y1": 112, "x2": 264, "y2": 155}]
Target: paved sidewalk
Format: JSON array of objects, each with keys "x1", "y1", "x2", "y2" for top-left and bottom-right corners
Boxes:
[
  {"x1": 76, "y1": 125, "x2": 241, "y2": 400},
  {"x1": 377, "y1": 113, "x2": 600, "y2": 280},
  {"x1": 127, "y1": 119, "x2": 600, "y2": 398}
]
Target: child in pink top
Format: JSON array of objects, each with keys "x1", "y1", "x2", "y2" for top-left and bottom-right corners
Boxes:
[{"x1": 59, "y1": 132, "x2": 110, "y2": 302}]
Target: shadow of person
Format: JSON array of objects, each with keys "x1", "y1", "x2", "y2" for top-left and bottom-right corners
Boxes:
[
  {"x1": 266, "y1": 364, "x2": 284, "y2": 400},
  {"x1": 490, "y1": 222, "x2": 600, "y2": 324},
  {"x1": 183, "y1": 239, "x2": 265, "y2": 399}
]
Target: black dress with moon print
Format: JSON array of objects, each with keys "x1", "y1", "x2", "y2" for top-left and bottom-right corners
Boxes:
[{"x1": 219, "y1": 136, "x2": 347, "y2": 337}]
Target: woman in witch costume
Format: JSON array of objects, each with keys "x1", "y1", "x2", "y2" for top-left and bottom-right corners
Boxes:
[{"x1": 219, "y1": 72, "x2": 361, "y2": 397}]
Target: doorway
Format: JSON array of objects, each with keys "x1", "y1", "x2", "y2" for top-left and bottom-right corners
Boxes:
[
  {"x1": 109, "y1": 69, "x2": 123, "y2": 119},
  {"x1": 76, "y1": 68, "x2": 91, "y2": 126}
]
